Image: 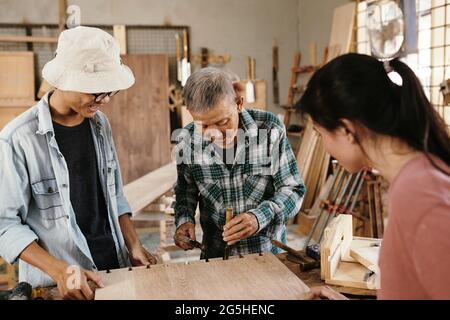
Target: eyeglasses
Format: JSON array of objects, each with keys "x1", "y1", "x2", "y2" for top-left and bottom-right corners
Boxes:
[{"x1": 92, "y1": 91, "x2": 120, "y2": 102}]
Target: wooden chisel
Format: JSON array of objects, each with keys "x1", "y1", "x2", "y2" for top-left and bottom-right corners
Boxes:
[
  {"x1": 223, "y1": 208, "x2": 234, "y2": 260},
  {"x1": 175, "y1": 234, "x2": 206, "y2": 251}
]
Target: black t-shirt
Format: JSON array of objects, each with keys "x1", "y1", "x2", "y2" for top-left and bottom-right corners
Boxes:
[{"x1": 53, "y1": 118, "x2": 119, "y2": 270}]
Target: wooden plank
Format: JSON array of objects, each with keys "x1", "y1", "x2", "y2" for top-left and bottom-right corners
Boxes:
[
  {"x1": 95, "y1": 253, "x2": 310, "y2": 300},
  {"x1": 102, "y1": 54, "x2": 172, "y2": 184},
  {"x1": 34, "y1": 253, "x2": 378, "y2": 299},
  {"x1": 288, "y1": 53, "x2": 301, "y2": 106},
  {"x1": 124, "y1": 162, "x2": 177, "y2": 215},
  {"x1": 296, "y1": 121, "x2": 330, "y2": 211},
  {"x1": 113, "y1": 25, "x2": 127, "y2": 55},
  {"x1": 237, "y1": 80, "x2": 267, "y2": 110},
  {"x1": 309, "y1": 43, "x2": 317, "y2": 66},
  {"x1": 326, "y1": 261, "x2": 372, "y2": 290},
  {"x1": 374, "y1": 179, "x2": 384, "y2": 238},
  {"x1": 318, "y1": 153, "x2": 331, "y2": 191},
  {"x1": 328, "y1": 2, "x2": 357, "y2": 57},
  {"x1": 59, "y1": 0, "x2": 67, "y2": 33},
  {"x1": 350, "y1": 246, "x2": 380, "y2": 271},
  {"x1": 367, "y1": 181, "x2": 376, "y2": 238},
  {"x1": 302, "y1": 139, "x2": 326, "y2": 209},
  {"x1": 296, "y1": 121, "x2": 315, "y2": 171},
  {"x1": 0, "y1": 51, "x2": 35, "y2": 104},
  {"x1": 0, "y1": 36, "x2": 58, "y2": 43}
]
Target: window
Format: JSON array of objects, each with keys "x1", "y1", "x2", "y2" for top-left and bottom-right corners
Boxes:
[{"x1": 356, "y1": 0, "x2": 450, "y2": 127}]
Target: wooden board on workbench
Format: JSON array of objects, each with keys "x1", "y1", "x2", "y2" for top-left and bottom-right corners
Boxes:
[
  {"x1": 95, "y1": 253, "x2": 310, "y2": 300},
  {"x1": 36, "y1": 252, "x2": 375, "y2": 300},
  {"x1": 102, "y1": 54, "x2": 171, "y2": 184}
]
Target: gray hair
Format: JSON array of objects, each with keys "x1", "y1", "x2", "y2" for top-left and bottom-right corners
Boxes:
[{"x1": 182, "y1": 67, "x2": 236, "y2": 112}]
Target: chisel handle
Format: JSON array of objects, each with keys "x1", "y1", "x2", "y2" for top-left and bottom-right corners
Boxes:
[
  {"x1": 226, "y1": 207, "x2": 233, "y2": 224},
  {"x1": 271, "y1": 239, "x2": 298, "y2": 257}
]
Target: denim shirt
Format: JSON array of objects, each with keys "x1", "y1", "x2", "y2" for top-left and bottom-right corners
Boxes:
[{"x1": 0, "y1": 92, "x2": 131, "y2": 287}]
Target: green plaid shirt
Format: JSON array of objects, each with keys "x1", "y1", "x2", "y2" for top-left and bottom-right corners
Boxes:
[{"x1": 174, "y1": 109, "x2": 305, "y2": 258}]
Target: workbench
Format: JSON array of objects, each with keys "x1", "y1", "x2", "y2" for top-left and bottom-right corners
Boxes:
[{"x1": 32, "y1": 253, "x2": 375, "y2": 300}]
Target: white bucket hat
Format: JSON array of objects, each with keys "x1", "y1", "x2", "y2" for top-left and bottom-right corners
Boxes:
[{"x1": 42, "y1": 26, "x2": 135, "y2": 93}]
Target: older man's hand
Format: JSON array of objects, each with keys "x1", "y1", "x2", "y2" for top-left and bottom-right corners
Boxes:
[
  {"x1": 223, "y1": 213, "x2": 259, "y2": 245},
  {"x1": 174, "y1": 222, "x2": 196, "y2": 250}
]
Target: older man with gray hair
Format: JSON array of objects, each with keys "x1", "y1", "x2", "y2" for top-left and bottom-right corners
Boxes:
[{"x1": 173, "y1": 67, "x2": 306, "y2": 258}]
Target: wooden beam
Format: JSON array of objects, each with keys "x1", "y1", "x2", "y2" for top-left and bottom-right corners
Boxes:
[
  {"x1": 95, "y1": 253, "x2": 310, "y2": 300},
  {"x1": 0, "y1": 35, "x2": 57, "y2": 43},
  {"x1": 59, "y1": 0, "x2": 67, "y2": 33},
  {"x1": 124, "y1": 162, "x2": 177, "y2": 215},
  {"x1": 113, "y1": 25, "x2": 127, "y2": 55},
  {"x1": 190, "y1": 53, "x2": 231, "y2": 65}
]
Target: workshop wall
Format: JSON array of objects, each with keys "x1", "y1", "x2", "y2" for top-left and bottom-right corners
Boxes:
[
  {"x1": 297, "y1": 0, "x2": 349, "y2": 64},
  {"x1": 1, "y1": 0, "x2": 301, "y2": 115},
  {"x1": 1, "y1": 0, "x2": 347, "y2": 115}
]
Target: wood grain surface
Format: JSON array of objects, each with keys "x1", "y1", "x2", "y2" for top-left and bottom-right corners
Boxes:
[{"x1": 95, "y1": 253, "x2": 310, "y2": 300}]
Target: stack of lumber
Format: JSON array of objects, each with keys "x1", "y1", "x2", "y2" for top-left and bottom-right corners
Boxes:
[
  {"x1": 298, "y1": 166, "x2": 387, "y2": 241},
  {"x1": 296, "y1": 121, "x2": 330, "y2": 211},
  {"x1": 295, "y1": 2, "x2": 357, "y2": 214}
]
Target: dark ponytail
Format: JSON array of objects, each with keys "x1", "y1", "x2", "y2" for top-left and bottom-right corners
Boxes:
[
  {"x1": 297, "y1": 53, "x2": 450, "y2": 175},
  {"x1": 389, "y1": 59, "x2": 450, "y2": 174}
]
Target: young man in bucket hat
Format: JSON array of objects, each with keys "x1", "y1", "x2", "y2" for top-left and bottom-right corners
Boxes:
[{"x1": 0, "y1": 26, "x2": 156, "y2": 300}]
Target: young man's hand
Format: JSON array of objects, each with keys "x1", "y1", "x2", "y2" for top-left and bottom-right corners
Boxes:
[
  {"x1": 49, "y1": 260, "x2": 104, "y2": 300},
  {"x1": 174, "y1": 222, "x2": 196, "y2": 250},
  {"x1": 128, "y1": 244, "x2": 157, "y2": 266},
  {"x1": 118, "y1": 214, "x2": 157, "y2": 266},
  {"x1": 223, "y1": 213, "x2": 259, "y2": 245}
]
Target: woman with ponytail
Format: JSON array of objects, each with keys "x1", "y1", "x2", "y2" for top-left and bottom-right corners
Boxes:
[{"x1": 299, "y1": 53, "x2": 450, "y2": 300}]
